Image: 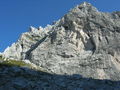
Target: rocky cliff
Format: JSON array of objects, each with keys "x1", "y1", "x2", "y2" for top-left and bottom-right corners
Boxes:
[{"x1": 1, "y1": 2, "x2": 120, "y2": 89}]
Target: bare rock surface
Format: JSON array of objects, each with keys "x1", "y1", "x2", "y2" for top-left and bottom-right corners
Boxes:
[
  {"x1": 1, "y1": 2, "x2": 120, "y2": 89},
  {"x1": 0, "y1": 65, "x2": 120, "y2": 90}
]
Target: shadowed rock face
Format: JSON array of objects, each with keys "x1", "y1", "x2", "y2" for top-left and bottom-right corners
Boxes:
[
  {"x1": 2, "y1": 2, "x2": 120, "y2": 81},
  {"x1": 0, "y1": 65, "x2": 120, "y2": 90}
]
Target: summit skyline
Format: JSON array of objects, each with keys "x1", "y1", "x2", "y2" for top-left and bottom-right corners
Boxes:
[{"x1": 0, "y1": 0, "x2": 120, "y2": 52}]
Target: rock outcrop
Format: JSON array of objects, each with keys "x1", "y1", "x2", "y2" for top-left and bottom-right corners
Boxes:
[
  {"x1": 0, "y1": 65, "x2": 120, "y2": 90},
  {"x1": 2, "y1": 25, "x2": 52, "y2": 60},
  {"x1": 1, "y1": 2, "x2": 120, "y2": 88}
]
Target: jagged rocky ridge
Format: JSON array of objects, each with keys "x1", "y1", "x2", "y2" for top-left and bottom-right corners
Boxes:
[{"x1": 1, "y1": 2, "x2": 120, "y2": 82}]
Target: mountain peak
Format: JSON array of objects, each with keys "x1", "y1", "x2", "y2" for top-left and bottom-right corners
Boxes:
[
  {"x1": 1, "y1": 2, "x2": 120, "y2": 83},
  {"x1": 76, "y1": 2, "x2": 98, "y2": 12},
  {"x1": 79, "y1": 2, "x2": 92, "y2": 7}
]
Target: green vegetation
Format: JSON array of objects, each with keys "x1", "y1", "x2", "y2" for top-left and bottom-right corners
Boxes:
[
  {"x1": 0, "y1": 56, "x2": 2, "y2": 59},
  {"x1": 0, "y1": 56, "x2": 33, "y2": 68},
  {"x1": 0, "y1": 56, "x2": 47, "y2": 72},
  {"x1": 0, "y1": 60, "x2": 32, "y2": 68},
  {"x1": 0, "y1": 60, "x2": 29, "y2": 67},
  {"x1": 0, "y1": 55, "x2": 4, "y2": 61},
  {"x1": 0, "y1": 59, "x2": 48, "y2": 73}
]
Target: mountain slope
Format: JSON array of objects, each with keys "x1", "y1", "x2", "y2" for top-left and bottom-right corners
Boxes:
[{"x1": 1, "y1": 2, "x2": 120, "y2": 80}]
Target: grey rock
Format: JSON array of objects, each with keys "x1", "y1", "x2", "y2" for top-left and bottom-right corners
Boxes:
[
  {"x1": 2, "y1": 25, "x2": 52, "y2": 60},
  {"x1": 1, "y1": 2, "x2": 120, "y2": 89},
  {"x1": 27, "y1": 2, "x2": 120, "y2": 80},
  {"x1": 0, "y1": 65, "x2": 120, "y2": 90}
]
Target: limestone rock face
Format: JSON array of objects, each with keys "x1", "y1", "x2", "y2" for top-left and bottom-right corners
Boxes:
[
  {"x1": 2, "y1": 2, "x2": 120, "y2": 80},
  {"x1": 2, "y1": 25, "x2": 52, "y2": 60}
]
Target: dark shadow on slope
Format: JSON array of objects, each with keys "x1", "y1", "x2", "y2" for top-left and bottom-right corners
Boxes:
[
  {"x1": 25, "y1": 35, "x2": 48, "y2": 60},
  {"x1": 0, "y1": 64, "x2": 120, "y2": 90}
]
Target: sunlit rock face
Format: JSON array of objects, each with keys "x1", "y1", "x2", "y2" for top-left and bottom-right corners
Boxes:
[
  {"x1": 2, "y1": 25, "x2": 52, "y2": 60},
  {"x1": 2, "y1": 2, "x2": 120, "y2": 80}
]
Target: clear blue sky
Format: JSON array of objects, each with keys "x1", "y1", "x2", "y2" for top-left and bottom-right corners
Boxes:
[{"x1": 0, "y1": 0, "x2": 120, "y2": 52}]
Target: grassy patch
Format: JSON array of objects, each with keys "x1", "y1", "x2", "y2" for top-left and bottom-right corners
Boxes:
[
  {"x1": 0, "y1": 60, "x2": 32, "y2": 68},
  {"x1": 0, "y1": 56, "x2": 47, "y2": 73},
  {"x1": 0, "y1": 55, "x2": 4, "y2": 61},
  {"x1": 0, "y1": 56, "x2": 2, "y2": 60},
  {"x1": 0, "y1": 60, "x2": 48, "y2": 73}
]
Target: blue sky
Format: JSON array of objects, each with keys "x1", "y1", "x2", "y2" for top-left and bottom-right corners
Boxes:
[{"x1": 0, "y1": 0, "x2": 120, "y2": 52}]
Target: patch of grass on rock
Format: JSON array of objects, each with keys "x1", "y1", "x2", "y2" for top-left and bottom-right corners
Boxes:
[{"x1": 0, "y1": 60, "x2": 32, "y2": 68}]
